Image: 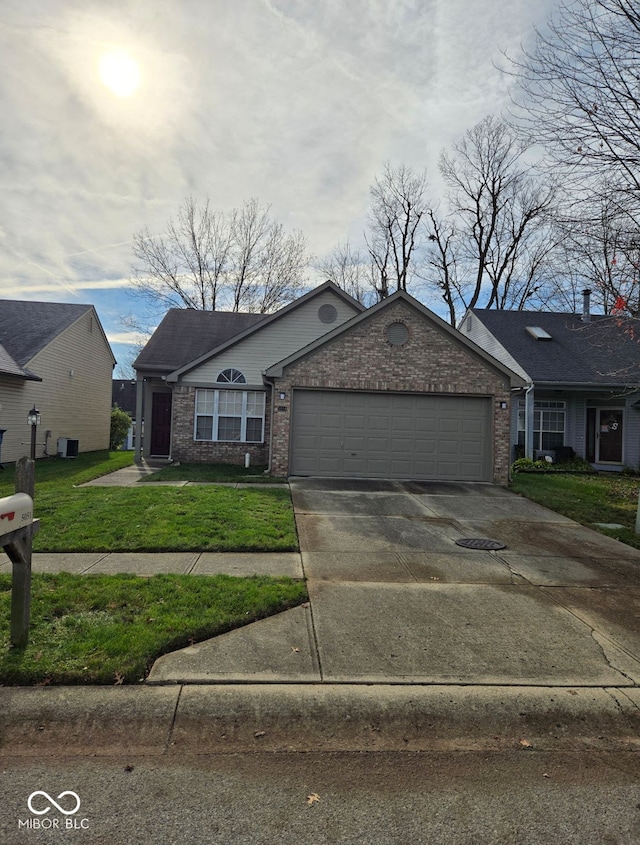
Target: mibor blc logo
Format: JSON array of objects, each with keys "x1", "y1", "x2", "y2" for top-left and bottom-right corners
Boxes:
[{"x1": 18, "y1": 790, "x2": 89, "y2": 830}]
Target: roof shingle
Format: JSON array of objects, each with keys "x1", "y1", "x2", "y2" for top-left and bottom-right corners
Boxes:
[
  {"x1": 0, "y1": 299, "x2": 94, "y2": 367},
  {"x1": 471, "y1": 309, "x2": 640, "y2": 385},
  {"x1": 133, "y1": 309, "x2": 267, "y2": 372}
]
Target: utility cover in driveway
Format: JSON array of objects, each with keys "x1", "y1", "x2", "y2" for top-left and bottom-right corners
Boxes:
[{"x1": 290, "y1": 390, "x2": 491, "y2": 481}]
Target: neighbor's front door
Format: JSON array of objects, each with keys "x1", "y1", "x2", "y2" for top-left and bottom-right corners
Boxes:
[
  {"x1": 150, "y1": 392, "x2": 172, "y2": 456},
  {"x1": 597, "y1": 409, "x2": 624, "y2": 463}
]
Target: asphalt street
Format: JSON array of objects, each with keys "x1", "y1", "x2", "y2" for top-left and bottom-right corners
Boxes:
[{"x1": 2, "y1": 750, "x2": 640, "y2": 844}]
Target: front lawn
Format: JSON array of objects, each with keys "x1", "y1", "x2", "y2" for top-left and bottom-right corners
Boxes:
[
  {"x1": 0, "y1": 572, "x2": 307, "y2": 685},
  {"x1": 0, "y1": 451, "x2": 297, "y2": 552},
  {"x1": 511, "y1": 471, "x2": 640, "y2": 550},
  {"x1": 139, "y1": 461, "x2": 286, "y2": 484}
]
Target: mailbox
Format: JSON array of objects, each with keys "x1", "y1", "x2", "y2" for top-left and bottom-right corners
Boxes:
[{"x1": 0, "y1": 493, "x2": 33, "y2": 537}]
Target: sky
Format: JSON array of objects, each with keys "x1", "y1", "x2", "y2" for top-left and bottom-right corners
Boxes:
[{"x1": 1, "y1": 0, "x2": 559, "y2": 374}]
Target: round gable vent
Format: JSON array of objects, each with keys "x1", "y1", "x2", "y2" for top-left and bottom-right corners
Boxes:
[
  {"x1": 318, "y1": 304, "x2": 338, "y2": 324},
  {"x1": 386, "y1": 321, "x2": 409, "y2": 346}
]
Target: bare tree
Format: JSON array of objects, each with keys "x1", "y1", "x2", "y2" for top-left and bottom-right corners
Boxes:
[
  {"x1": 130, "y1": 196, "x2": 308, "y2": 315},
  {"x1": 131, "y1": 196, "x2": 231, "y2": 311},
  {"x1": 509, "y1": 0, "x2": 640, "y2": 221},
  {"x1": 554, "y1": 196, "x2": 640, "y2": 316},
  {"x1": 423, "y1": 209, "x2": 461, "y2": 326},
  {"x1": 315, "y1": 241, "x2": 377, "y2": 306},
  {"x1": 366, "y1": 163, "x2": 429, "y2": 299},
  {"x1": 428, "y1": 115, "x2": 559, "y2": 323}
]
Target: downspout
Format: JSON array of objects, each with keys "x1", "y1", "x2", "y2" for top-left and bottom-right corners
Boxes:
[
  {"x1": 265, "y1": 379, "x2": 275, "y2": 476},
  {"x1": 525, "y1": 383, "x2": 535, "y2": 460},
  {"x1": 134, "y1": 373, "x2": 144, "y2": 463}
]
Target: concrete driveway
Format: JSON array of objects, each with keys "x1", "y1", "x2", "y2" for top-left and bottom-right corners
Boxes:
[
  {"x1": 291, "y1": 477, "x2": 640, "y2": 687},
  {"x1": 149, "y1": 477, "x2": 640, "y2": 691}
]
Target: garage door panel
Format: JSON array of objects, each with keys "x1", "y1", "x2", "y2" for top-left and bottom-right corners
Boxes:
[
  {"x1": 291, "y1": 391, "x2": 491, "y2": 481},
  {"x1": 344, "y1": 436, "x2": 366, "y2": 451},
  {"x1": 367, "y1": 436, "x2": 390, "y2": 451}
]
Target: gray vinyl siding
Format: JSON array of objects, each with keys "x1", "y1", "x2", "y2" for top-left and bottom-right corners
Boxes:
[
  {"x1": 624, "y1": 394, "x2": 640, "y2": 470},
  {"x1": 180, "y1": 291, "x2": 360, "y2": 385},
  {"x1": 459, "y1": 313, "x2": 530, "y2": 381},
  {"x1": 0, "y1": 310, "x2": 114, "y2": 463}
]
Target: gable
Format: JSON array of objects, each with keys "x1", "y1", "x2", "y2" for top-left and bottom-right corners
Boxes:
[
  {"x1": 0, "y1": 300, "x2": 97, "y2": 367},
  {"x1": 459, "y1": 311, "x2": 530, "y2": 381},
  {"x1": 174, "y1": 286, "x2": 362, "y2": 385},
  {"x1": 266, "y1": 291, "x2": 524, "y2": 388}
]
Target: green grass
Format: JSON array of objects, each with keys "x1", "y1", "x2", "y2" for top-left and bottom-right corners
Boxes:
[
  {"x1": 0, "y1": 572, "x2": 308, "y2": 685},
  {"x1": 0, "y1": 450, "x2": 135, "y2": 494},
  {"x1": 139, "y1": 462, "x2": 286, "y2": 483},
  {"x1": 0, "y1": 451, "x2": 297, "y2": 552},
  {"x1": 511, "y1": 471, "x2": 640, "y2": 550},
  {"x1": 33, "y1": 486, "x2": 297, "y2": 552}
]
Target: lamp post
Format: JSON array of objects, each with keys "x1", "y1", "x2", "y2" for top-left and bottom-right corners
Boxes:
[{"x1": 27, "y1": 406, "x2": 40, "y2": 461}]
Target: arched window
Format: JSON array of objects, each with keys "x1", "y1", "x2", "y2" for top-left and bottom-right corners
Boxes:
[{"x1": 216, "y1": 368, "x2": 246, "y2": 384}]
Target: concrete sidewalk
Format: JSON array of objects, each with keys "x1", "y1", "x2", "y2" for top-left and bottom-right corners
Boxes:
[{"x1": 3, "y1": 476, "x2": 640, "y2": 755}]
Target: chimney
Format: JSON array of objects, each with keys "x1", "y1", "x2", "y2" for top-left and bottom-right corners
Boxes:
[{"x1": 581, "y1": 288, "x2": 592, "y2": 322}]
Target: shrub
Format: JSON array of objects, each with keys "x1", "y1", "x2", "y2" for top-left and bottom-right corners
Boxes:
[
  {"x1": 511, "y1": 457, "x2": 547, "y2": 473},
  {"x1": 511, "y1": 456, "x2": 592, "y2": 474},
  {"x1": 110, "y1": 406, "x2": 132, "y2": 451}
]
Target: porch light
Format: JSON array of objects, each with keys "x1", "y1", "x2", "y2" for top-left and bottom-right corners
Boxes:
[
  {"x1": 27, "y1": 406, "x2": 40, "y2": 461},
  {"x1": 27, "y1": 407, "x2": 41, "y2": 427}
]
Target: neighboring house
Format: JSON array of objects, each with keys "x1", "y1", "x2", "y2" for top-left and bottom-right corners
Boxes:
[
  {"x1": 0, "y1": 300, "x2": 116, "y2": 463},
  {"x1": 134, "y1": 281, "x2": 524, "y2": 484},
  {"x1": 459, "y1": 294, "x2": 640, "y2": 471},
  {"x1": 112, "y1": 379, "x2": 138, "y2": 450}
]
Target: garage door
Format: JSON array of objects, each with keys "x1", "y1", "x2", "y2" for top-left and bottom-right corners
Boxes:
[{"x1": 290, "y1": 390, "x2": 491, "y2": 481}]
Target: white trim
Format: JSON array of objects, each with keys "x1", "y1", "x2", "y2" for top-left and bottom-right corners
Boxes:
[{"x1": 194, "y1": 388, "x2": 265, "y2": 443}]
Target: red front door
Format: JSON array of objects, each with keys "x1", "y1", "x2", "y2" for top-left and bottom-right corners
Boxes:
[{"x1": 150, "y1": 393, "x2": 172, "y2": 456}]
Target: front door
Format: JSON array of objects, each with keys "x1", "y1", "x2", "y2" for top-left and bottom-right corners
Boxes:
[
  {"x1": 150, "y1": 393, "x2": 172, "y2": 456},
  {"x1": 597, "y1": 409, "x2": 624, "y2": 463}
]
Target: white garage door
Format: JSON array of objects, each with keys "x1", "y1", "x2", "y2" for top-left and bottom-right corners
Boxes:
[{"x1": 290, "y1": 390, "x2": 492, "y2": 481}]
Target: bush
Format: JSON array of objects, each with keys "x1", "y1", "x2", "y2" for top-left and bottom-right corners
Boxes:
[
  {"x1": 511, "y1": 456, "x2": 592, "y2": 474},
  {"x1": 511, "y1": 457, "x2": 548, "y2": 473},
  {"x1": 110, "y1": 406, "x2": 132, "y2": 451}
]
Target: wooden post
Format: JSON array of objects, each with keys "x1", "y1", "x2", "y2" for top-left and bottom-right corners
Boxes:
[{"x1": 9, "y1": 457, "x2": 35, "y2": 648}]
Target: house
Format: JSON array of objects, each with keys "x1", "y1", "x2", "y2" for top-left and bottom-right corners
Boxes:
[
  {"x1": 458, "y1": 293, "x2": 640, "y2": 471},
  {"x1": 112, "y1": 379, "x2": 139, "y2": 450},
  {"x1": 133, "y1": 281, "x2": 524, "y2": 484},
  {"x1": 0, "y1": 300, "x2": 116, "y2": 463}
]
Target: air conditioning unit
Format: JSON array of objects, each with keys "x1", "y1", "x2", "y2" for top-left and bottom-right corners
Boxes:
[{"x1": 57, "y1": 438, "x2": 79, "y2": 458}]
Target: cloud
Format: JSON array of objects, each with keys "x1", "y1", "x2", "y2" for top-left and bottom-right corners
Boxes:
[{"x1": 1, "y1": 0, "x2": 559, "y2": 352}]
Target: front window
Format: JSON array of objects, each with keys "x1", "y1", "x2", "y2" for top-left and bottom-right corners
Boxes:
[
  {"x1": 517, "y1": 400, "x2": 565, "y2": 451},
  {"x1": 217, "y1": 368, "x2": 246, "y2": 384},
  {"x1": 195, "y1": 389, "x2": 265, "y2": 442}
]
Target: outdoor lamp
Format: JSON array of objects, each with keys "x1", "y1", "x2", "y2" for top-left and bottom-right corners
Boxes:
[{"x1": 27, "y1": 406, "x2": 40, "y2": 460}]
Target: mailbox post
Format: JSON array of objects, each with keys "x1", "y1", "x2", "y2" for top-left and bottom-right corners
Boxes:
[{"x1": 4, "y1": 457, "x2": 39, "y2": 647}]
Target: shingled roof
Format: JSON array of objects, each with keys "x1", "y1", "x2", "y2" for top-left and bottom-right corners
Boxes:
[
  {"x1": 133, "y1": 309, "x2": 267, "y2": 372},
  {"x1": 471, "y1": 309, "x2": 640, "y2": 386},
  {"x1": 0, "y1": 299, "x2": 98, "y2": 379}
]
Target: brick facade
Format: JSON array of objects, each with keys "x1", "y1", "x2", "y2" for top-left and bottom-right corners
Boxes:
[
  {"x1": 268, "y1": 301, "x2": 513, "y2": 484},
  {"x1": 170, "y1": 383, "x2": 271, "y2": 466}
]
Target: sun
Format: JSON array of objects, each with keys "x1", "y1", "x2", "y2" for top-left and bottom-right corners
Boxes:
[{"x1": 98, "y1": 51, "x2": 141, "y2": 97}]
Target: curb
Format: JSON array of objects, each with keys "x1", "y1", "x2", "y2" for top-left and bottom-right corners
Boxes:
[{"x1": 1, "y1": 685, "x2": 639, "y2": 757}]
